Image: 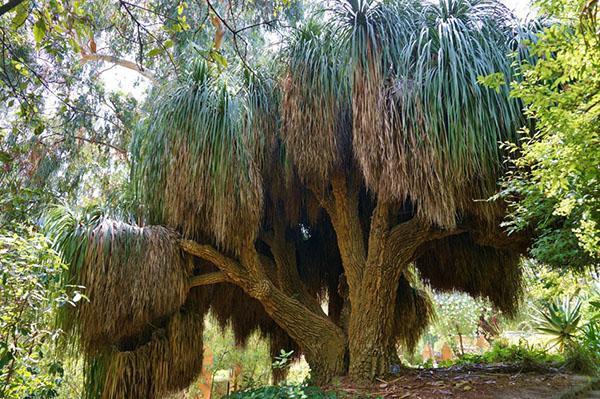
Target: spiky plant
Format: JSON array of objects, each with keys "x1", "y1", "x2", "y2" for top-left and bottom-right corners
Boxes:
[{"x1": 535, "y1": 297, "x2": 583, "y2": 352}]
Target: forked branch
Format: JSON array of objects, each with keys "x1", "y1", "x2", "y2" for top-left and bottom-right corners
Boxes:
[{"x1": 180, "y1": 239, "x2": 247, "y2": 279}]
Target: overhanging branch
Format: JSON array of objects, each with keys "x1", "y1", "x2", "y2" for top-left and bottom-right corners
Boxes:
[
  {"x1": 0, "y1": 0, "x2": 25, "y2": 17},
  {"x1": 189, "y1": 271, "x2": 228, "y2": 287},
  {"x1": 180, "y1": 239, "x2": 247, "y2": 280},
  {"x1": 81, "y1": 53, "x2": 157, "y2": 83}
]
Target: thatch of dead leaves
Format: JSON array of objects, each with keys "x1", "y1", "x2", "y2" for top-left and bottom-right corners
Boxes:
[
  {"x1": 201, "y1": 281, "x2": 301, "y2": 380},
  {"x1": 281, "y1": 20, "x2": 352, "y2": 187},
  {"x1": 393, "y1": 273, "x2": 436, "y2": 353},
  {"x1": 46, "y1": 207, "x2": 192, "y2": 354},
  {"x1": 415, "y1": 233, "x2": 523, "y2": 316},
  {"x1": 94, "y1": 307, "x2": 204, "y2": 399}
]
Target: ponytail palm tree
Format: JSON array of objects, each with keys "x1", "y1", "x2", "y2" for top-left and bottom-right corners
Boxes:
[{"x1": 48, "y1": 0, "x2": 534, "y2": 395}]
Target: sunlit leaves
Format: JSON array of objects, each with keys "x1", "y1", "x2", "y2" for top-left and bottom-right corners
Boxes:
[
  {"x1": 0, "y1": 226, "x2": 72, "y2": 398},
  {"x1": 501, "y1": 0, "x2": 600, "y2": 269},
  {"x1": 534, "y1": 297, "x2": 582, "y2": 351}
]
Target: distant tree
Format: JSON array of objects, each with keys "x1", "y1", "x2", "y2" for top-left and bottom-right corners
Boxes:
[
  {"x1": 46, "y1": 0, "x2": 537, "y2": 396},
  {"x1": 433, "y1": 293, "x2": 485, "y2": 355}
]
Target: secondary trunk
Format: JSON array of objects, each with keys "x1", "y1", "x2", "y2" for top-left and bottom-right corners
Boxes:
[
  {"x1": 181, "y1": 240, "x2": 348, "y2": 383},
  {"x1": 257, "y1": 282, "x2": 348, "y2": 383}
]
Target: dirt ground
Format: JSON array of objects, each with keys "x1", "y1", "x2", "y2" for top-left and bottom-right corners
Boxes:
[{"x1": 325, "y1": 364, "x2": 588, "y2": 398}]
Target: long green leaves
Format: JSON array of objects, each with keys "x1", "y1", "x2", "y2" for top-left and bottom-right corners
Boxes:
[
  {"x1": 131, "y1": 62, "x2": 264, "y2": 251},
  {"x1": 132, "y1": 0, "x2": 531, "y2": 241},
  {"x1": 535, "y1": 298, "x2": 583, "y2": 351},
  {"x1": 281, "y1": 21, "x2": 351, "y2": 185},
  {"x1": 382, "y1": 0, "x2": 523, "y2": 226}
]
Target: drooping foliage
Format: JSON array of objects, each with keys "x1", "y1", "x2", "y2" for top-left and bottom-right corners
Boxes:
[
  {"x1": 416, "y1": 233, "x2": 523, "y2": 316},
  {"x1": 282, "y1": 0, "x2": 525, "y2": 227},
  {"x1": 281, "y1": 20, "x2": 351, "y2": 185},
  {"x1": 45, "y1": 206, "x2": 192, "y2": 353},
  {"x1": 131, "y1": 63, "x2": 265, "y2": 252},
  {"x1": 45, "y1": 207, "x2": 206, "y2": 399},
  {"x1": 89, "y1": 307, "x2": 205, "y2": 399},
  {"x1": 392, "y1": 273, "x2": 436, "y2": 353},
  {"x1": 46, "y1": 205, "x2": 303, "y2": 398}
]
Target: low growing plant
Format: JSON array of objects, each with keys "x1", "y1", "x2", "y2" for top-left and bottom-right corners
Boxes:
[
  {"x1": 454, "y1": 340, "x2": 563, "y2": 368},
  {"x1": 534, "y1": 297, "x2": 582, "y2": 351},
  {"x1": 227, "y1": 384, "x2": 336, "y2": 399}
]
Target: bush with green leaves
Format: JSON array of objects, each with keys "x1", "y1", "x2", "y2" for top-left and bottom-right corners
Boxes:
[
  {"x1": 228, "y1": 384, "x2": 334, "y2": 399},
  {"x1": 500, "y1": 0, "x2": 600, "y2": 270},
  {"x1": 454, "y1": 340, "x2": 563, "y2": 369},
  {"x1": 0, "y1": 226, "x2": 77, "y2": 398},
  {"x1": 195, "y1": 315, "x2": 273, "y2": 396}
]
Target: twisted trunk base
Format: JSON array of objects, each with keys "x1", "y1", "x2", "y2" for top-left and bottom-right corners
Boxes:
[{"x1": 258, "y1": 283, "x2": 348, "y2": 383}]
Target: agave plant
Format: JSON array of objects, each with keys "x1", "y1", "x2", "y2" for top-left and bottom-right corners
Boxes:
[{"x1": 534, "y1": 297, "x2": 583, "y2": 351}]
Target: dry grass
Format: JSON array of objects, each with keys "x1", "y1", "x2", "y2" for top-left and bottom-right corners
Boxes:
[
  {"x1": 100, "y1": 308, "x2": 204, "y2": 399},
  {"x1": 393, "y1": 274, "x2": 436, "y2": 353},
  {"x1": 63, "y1": 220, "x2": 192, "y2": 354},
  {"x1": 281, "y1": 22, "x2": 352, "y2": 187},
  {"x1": 416, "y1": 233, "x2": 523, "y2": 316}
]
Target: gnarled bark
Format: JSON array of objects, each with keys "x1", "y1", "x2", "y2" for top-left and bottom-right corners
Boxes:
[{"x1": 320, "y1": 175, "x2": 443, "y2": 380}]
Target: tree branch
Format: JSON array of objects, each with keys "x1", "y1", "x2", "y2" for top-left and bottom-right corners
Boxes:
[
  {"x1": 0, "y1": 0, "x2": 25, "y2": 17},
  {"x1": 328, "y1": 173, "x2": 367, "y2": 286},
  {"x1": 205, "y1": 0, "x2": 254, "y2": 73},
  {"x1": 72, "y1": 135, "x2": 128, "y2": 157},
  {"x1": 81, "y1": 53, "x2": 157, "y2": 83},
  {"x1": 179, "y1": 239, "x2": 258, "y2": 293},
  {"x1": 210, "y1": 14, "x2": 225, "y2": 50},
  {"x1": 189, "y1": 271, "x2": 228, "y2": 287}
]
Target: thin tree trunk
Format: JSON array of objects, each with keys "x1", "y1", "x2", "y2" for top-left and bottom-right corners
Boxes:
[{"x1": 458, "y1": 331, "x2": 465, "y2": 356}]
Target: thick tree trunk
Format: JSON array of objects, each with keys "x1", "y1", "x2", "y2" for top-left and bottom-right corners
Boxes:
[
  {"x1": 257, "y1": 283, "x2": 348, "y2": 383},
  {"x1": 346, "y1": 263, "x2": 402, "y2": 379},
  {"x1": 317, "y1": 175, "x2": 439, "y2": 380}
]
